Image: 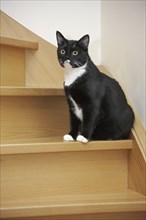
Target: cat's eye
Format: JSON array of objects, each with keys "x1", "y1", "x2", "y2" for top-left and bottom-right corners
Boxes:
[
  {"x1": 60, "y1": 49, "x2": 66, "y2": 55},
  {"x1": 72, "y1": 50, "x2": 78, "y2": 56}
]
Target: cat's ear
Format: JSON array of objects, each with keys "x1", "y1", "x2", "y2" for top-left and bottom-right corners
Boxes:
[
  {"x1": 56, "y1": 31, "x2": 67, "y2": 46},
  {"x1": 78, "y1": 35, "x2": 89, "y2": 49}
]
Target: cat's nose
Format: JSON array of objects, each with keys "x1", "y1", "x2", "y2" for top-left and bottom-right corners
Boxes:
[
  {"x1": 64, "y1": 59, "x2": 71, "y2": 66},
  {"x1": 64, "y1": 59, "x2": 71, "y2": 68}
]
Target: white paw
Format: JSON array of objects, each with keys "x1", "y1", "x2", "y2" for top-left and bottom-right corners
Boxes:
[
  {"x1": 76, "y1": 135, "x2": 88, "y2": 143},
  {"x1": 63, "y1": 134, "x2": 74, "y2": 141}
]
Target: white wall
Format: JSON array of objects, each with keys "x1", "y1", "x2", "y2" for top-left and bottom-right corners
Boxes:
[
  {"x1": 1, "y1": 0, "x2": 101, "y2": 64},
  {"x1": 101, "y1": 0, "x2": 145, "y2": 128}
]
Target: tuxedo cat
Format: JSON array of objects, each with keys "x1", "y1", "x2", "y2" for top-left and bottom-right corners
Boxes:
[{"x1": 56, "y1": 31, "x2": 134, "y2": 143}]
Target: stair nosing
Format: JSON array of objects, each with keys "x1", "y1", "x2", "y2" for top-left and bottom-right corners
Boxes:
[
  {"x1": 0, "y1": 139, "x2": 133, "y2": 155},
  {"x1": 1, "y1": 190, "x2": 145, "y2": 218},
  {"x1": 0, "y1": 36, "x2": 38, "y2": 50},
  {"x1": 0, "y1": 86, "x2": 64, "y2": 96}
]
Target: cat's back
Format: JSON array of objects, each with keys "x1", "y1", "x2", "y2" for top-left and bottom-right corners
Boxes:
[{"x1": 97, "y1": 71, "x2": 133, "y2": 117}]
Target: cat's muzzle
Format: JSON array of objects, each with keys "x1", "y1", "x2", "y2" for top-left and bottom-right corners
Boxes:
[{"x1": 64, "y1": 60, "x2": 72, "y2": 68}]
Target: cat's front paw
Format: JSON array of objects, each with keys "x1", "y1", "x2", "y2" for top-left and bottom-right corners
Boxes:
[
  {"x1": 63, "y1": 134, "x2": 74, "y2": 142},
  {"x1": 76, "y1": 135, "x2": 88, "y2": 143}
]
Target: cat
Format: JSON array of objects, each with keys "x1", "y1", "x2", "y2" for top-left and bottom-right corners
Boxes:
[{"x1": 56, "y1": 31, "x2": 135, "y2": 143}]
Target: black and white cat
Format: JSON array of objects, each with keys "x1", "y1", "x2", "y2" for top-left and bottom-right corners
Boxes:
[{"x1": 56, "y1": 31, "x2": 134, "y2": 143}]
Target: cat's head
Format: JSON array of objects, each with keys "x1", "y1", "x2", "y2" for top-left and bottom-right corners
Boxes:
[{"x1": 56, "y1": 31, "x2": 89, "y2": 69}]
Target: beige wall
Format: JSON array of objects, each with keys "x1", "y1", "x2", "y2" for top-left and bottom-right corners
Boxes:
[{"x1": 101, "y1": 0, "x2": 145, "y2": 128}]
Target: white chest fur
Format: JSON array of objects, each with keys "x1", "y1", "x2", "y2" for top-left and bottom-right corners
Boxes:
[
  {"x1": 64, "y1": 61, "x2": 87, "y2": 87},
  {"x1": 69, "y1": 95, "x2": 83, "y2": 121}
]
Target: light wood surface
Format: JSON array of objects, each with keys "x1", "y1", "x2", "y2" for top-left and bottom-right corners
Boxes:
[
  {"x1": 0, "y1": 45, "x2": 25, "y2": 86},
  {"x1": 1, "y1": 212, "x2": 145, "y2": 220},
  {"x1": 1, "y1": 143, "x2": 145, "y2": 218},
  {"x1": 1, "y1": 96, "x2": 69, "y2": 142},
  {"x1": 132, "y1": 117, "x2": 146, "y2": 161},
  {"x1": 0, "y1": 36, "x2": 38, "y2": 49},
  {"x1": 1, "y1": 188, "x2": 145, "y2": 218},
  {"x1": 0, "y1": 86, "x2": 64, "y2": 96},
  {"x1": 0, "y1": 137, "x2": 132, "y2": 155},
  {"x1": 128, "y1": 131, "x2": 146, "y2": 195},
  {"x1": 1, "y1": 150, "x2": 127, "y2": 196}
]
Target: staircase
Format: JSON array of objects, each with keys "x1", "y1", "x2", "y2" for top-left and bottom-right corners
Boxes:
[{"x1": 0, "y1": 11, "x2": 146, "y2": 220}]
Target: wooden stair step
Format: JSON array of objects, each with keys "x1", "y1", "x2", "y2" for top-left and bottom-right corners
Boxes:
[
  {"x1": 0, "y1": 86, "x2": 64, "y2": 96},
  {"x1": 1, "y1": 136, "x2": 133, "y2": 155},
  {"x1": 1, "y1": 137, "x2": 136, "y2": 219},
  {"x1": 0, "y1": 36, "x2": 38, "y2": 50},
  {"x1": 1, "y1": 190, "x2": 145, "y2": 218}
]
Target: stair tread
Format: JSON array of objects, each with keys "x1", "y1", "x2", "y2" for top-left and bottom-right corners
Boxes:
[
  {"x1": 1, "y1": 136, "x2": 132, "y2": 155},
  {"x1": 0, "y1": 86, "x2": 64, "y2": 96},
  {"x1": 1, "y1": 190, "x2": 145, "y2": 218},
  {"x1": 0, "y1": 36, "x2": 38, "y2": 49}
]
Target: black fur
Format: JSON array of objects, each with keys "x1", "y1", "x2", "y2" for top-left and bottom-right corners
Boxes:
[{"x1": 56, "y1": 31, "x2": 135, "y2": 141}]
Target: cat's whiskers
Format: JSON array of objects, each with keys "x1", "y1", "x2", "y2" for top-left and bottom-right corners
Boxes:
[{"x1": 74, "y1": 60, "x2": 82, "y2": 67}]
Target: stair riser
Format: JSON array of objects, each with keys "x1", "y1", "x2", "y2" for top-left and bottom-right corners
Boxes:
[
  {"x1": 1, "y1": 96, "x2": 69, "y2": 142},
  {"x1": 0, "y1": 45, "x2": 25, "y2": 86},
  {"x1": 1, "y1": 150, "x2": 128, "y2": 203}
]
